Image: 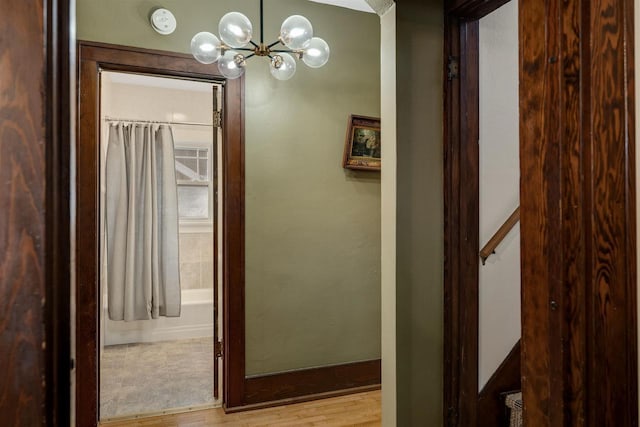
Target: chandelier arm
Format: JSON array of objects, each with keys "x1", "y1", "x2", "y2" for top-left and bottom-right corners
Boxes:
[
  {"x1": 235, "y1": 48, "x2": 256, "y2": 52},
  {"x1": 245, "y1": 53, "x2": 256, "y2": 60},
  {"x1": 270, "y1": 49, "x2": 296, "y2": 53},
  {"x1": 267, "y1": 40, "x2": 281, "y2": 49}
]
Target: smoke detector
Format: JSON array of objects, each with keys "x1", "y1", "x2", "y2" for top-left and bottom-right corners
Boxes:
[{"x1": 150, "y1": 8, "x2": 177, "y2": 35}]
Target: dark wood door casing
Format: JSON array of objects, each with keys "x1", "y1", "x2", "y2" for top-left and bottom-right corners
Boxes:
[
  {"x1": 519, "y1": 0, "x2": 637, "y2": 425},
  {"x1": 1, "y1": 1, "x2": 49, "y2": 424},
  {"x1": 0, "y1": 0, "x2": 72, "y2": 425},
  {"x1": 444, "y1": 1, "x2": 513, "y2": 425},
  {"x1": 76, "y1": 41, "x2": 245, "y2": 426},
  {"x1": 446, "y1": 0, "x2": 638, "y2": 425}
]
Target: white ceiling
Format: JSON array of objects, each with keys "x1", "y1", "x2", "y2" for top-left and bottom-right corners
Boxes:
[{"x1": 308, "y1": 0, "x2": 375, "y2": 13}]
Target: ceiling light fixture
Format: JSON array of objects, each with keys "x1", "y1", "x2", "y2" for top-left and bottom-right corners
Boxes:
[{"x1": 190, "y1": 0, "x2": 330, "y2": 81}]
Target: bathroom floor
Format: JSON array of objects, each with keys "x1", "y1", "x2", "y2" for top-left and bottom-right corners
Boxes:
[{"x1": 100, "y1": 337, "x2": 215, "y2": 420}]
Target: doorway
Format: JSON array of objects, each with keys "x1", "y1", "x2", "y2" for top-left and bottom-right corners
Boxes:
[
  {"x1": 76, "y1": 42, "x2": 245, "y2": 426},
  {"x1": 97, "y1": 71, "x2": 223, "y2": 419},
  {"x1": 444, "y1": 1, "x2": 522, "y2": 425}
]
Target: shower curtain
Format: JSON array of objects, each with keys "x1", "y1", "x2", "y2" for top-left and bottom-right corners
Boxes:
[{"x1": 105, "y1": 123, "x2": 181, "y2": 321}]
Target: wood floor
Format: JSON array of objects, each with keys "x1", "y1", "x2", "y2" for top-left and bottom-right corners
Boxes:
[{"x1": 101, "y1": 391, "x2": 381, "y2": 427}]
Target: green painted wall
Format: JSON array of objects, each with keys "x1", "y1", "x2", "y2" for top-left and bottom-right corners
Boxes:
[
  {"x1": 395, "y1": 0, "x2": 444, "y2": 425},
  {"x1": 78, "y1": 0, "x2": 381, "y2": 376}
]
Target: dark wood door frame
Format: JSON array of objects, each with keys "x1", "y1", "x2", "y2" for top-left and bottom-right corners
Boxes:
[
  {"x1": 443, "y1": 1, "x2": 512, "y2": 425},
  {"x1": 445, "y1": 0, "x2": 639, "y2": 426},
  {"x1": 76, "y1": 41, "x2": 245, "y2": 426},
  {"x1": 519, "y1": 0, "x2": 637, "y2": 425},
  {"x1": 0, "y1": 0, "x2": 72, "y2": 425}
]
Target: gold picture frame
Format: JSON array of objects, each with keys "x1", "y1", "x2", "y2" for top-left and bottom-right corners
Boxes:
[{"x1": 342, "y1": 115, "x2": 381, "y2": 171}]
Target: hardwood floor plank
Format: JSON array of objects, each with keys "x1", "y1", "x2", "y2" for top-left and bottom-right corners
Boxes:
[{"x1": 101, "y1": 391, "x2": 381, "y2": 427}]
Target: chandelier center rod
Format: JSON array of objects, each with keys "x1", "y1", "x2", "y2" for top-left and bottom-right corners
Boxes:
[{"x1": 260, "y1": 0, "x2": 264, "y2": 44}]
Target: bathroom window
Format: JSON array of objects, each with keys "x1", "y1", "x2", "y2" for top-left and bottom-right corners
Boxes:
[{"x1": 175, "y1": 144, "x2": 213, "y2": 226}]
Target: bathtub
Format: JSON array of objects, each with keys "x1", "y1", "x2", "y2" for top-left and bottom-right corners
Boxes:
[{"x1": 103, "y1": 288, "x2": 214, "y2": 346}]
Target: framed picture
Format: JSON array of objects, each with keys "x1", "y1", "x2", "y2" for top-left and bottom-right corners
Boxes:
[{"x1": 342, "y1": 115, "x2": 381, "y2": 171}]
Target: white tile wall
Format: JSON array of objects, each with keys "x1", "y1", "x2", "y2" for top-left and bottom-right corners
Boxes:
[{"x1": 179, "y1": 232, "x2": 214, "y2": 290}]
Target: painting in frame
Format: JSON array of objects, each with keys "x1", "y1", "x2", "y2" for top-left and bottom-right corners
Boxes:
[{"x1": 342, "y1": 115, "x2": 381, "y2": 171}]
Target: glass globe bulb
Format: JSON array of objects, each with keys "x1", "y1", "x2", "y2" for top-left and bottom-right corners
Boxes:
[
  {"x1": 270, "y1": 53, "x2": 297, "y2": 81},
  {"x1": 279, "y1": 15, "x2": 313, "y2": 50},
  {"x1": 218, "y1": 50, "x2": 246, "y2": 80},
  {"x1": 190, "y1": 32, "x2": 222, "y2": 64},
  {"x1": 302, "y1": 37, "x2": 330, "y2": 68},
  {"x1": 219, "y1": 12, "x2": 253, "y2": 48}
]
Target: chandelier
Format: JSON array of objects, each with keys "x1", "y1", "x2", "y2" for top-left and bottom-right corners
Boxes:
[{"x1": 190, "y1": 0, "x2": 331, "y2": 81}]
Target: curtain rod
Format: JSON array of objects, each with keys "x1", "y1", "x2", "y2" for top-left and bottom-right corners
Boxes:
[{"x1": 103, "y1": 116, "x2": 213, "y2": 127}]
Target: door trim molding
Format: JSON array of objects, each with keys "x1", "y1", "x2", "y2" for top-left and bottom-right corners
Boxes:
[
  {"x1": 0, "y1": 0, "x2": 73, "y2": 424},
  {"x1": 519, "y1": 0, "x2": 637, "y2": 423},
  {"x1": 443, "y1": 1, "x2": 516, "y2": 425},
  {"x1": 444, "y1": 0, "x2": 639, "y2": 424},
  {"x1": 75, "y1": 41, "x2": 245, "y2": 426}
]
